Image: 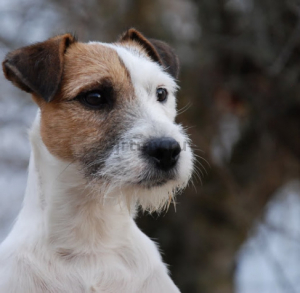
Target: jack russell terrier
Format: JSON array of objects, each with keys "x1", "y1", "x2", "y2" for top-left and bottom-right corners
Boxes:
[{"x1": 0, "y1": 29, "x2": 194, "y2": 293}]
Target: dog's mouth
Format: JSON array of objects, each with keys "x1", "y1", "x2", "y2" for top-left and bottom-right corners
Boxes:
[
  {"x1": 135, "y1": 169, "x2": 177, "y2": 188},
  {"x1": 87, "y1": 169, "x2": 177, "y2": 190},
  {"x1": 137, "y1": 178, "x2": 169, "y2": 188}
]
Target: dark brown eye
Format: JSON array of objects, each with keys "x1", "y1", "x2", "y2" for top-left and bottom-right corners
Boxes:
[
  {"x1": 156, "y1": 88, "x2": 168, "y2": 102},
  {"x1": 78, "y1": 88, "x2": 112, "y2": 109},
  {"x1": 84, "y1": 92, "x2": 106, "y2": 107}
]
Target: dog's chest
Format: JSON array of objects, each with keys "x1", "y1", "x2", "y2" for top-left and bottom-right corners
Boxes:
[
  {"x1": 54, "y1": 250, "x2": 149, "y2": 293},
  {"x1": 1, "y1": 230, "x2": 163, "y2": 293}
]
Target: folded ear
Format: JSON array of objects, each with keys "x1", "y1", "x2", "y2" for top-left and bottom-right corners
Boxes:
[
  {"x1": 119, "y1": 28, "x2": 179, "y2": 79},
  {"x1": 2, "y1": 34, "x2": 76, "y2": 102}
]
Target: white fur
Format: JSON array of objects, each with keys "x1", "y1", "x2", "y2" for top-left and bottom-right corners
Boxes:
[{"x1": 0, "y1": 44, "x2": 193, "y2": 292}]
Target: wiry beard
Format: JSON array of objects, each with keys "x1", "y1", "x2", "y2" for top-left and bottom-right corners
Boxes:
[{"x1": 86, "y1": 175, "x2": 188, "y2": 214}]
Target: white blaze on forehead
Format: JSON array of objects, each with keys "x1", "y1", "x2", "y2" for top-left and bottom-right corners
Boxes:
[
  {"x1": 88, "y1": 41, "x2": 178, "y2": 91},
  {"x1": 109, "y1": 44, "x2": 178, "y2": 93}
]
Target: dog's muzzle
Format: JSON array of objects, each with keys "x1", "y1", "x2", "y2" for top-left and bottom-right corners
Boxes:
[{"x1": 142, "y1": 137, "x2": 181, "y2": 171}]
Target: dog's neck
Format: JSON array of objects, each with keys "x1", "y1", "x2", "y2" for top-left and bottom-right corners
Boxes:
[{"x1": 13, "y1": 113, "x2": 135, "y2": 254}]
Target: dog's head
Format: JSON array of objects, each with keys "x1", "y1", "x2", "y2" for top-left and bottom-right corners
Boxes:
[{"x1": 2, "y1": 29, "x2": 194, "y2": 212}]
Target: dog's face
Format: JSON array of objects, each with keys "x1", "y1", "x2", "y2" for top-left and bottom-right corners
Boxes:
[{"x1": 2, "y1": 29, "x2": 194, "y2": 211}]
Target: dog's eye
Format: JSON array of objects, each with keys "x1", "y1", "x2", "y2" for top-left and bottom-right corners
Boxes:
[
  {"x1": 78, "y1": 89, "x2": 112, "y2": 109},
  {"x1": 156, "y1": 88, "x2": 168, "y2": 103},
  {"x1": 84, "y1": 93, "x2": 106, "y2": 107}
]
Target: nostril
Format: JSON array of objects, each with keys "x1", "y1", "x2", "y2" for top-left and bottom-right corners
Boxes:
[
  {"x1": 143, "y1": 137, "x2": 181, "y2": 171},
  {"x1": 171, "y1": 141, "x2": 181, "y2": 159}
]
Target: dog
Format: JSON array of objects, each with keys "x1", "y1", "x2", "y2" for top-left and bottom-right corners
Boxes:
[{"x1": 0, "y1": 29, "x2": 194, "y2": 293}]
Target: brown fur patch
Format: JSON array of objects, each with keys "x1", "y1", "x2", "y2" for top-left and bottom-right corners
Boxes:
[
  {"x1": 3, "y1": 34, "x2": 76, "y2": 102},
  {"x1": 39, "y1": 43, "x2": 135, "y2": 167}
]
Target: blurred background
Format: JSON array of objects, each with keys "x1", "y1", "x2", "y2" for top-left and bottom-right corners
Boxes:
[{"x1": 0, "y1": 0, "x2": 300, "y2": 292}]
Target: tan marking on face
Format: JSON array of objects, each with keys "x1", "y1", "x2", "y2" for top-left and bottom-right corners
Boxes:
[{"x1": 38, "y1": 42, "x2": 135, "y2": 163}]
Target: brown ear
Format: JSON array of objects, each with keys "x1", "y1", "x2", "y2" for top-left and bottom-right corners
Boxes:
[
  {"x1": 2, "y1": 34, "x2": 76, "y2": 102},
  {"x1": 120, "y1": 28, "x2": 179, "y2": 79}
]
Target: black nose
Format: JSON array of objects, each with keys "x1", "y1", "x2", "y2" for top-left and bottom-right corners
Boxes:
[{"x1": 143, "y1": 137, "x2": 181, "y2": 171}]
